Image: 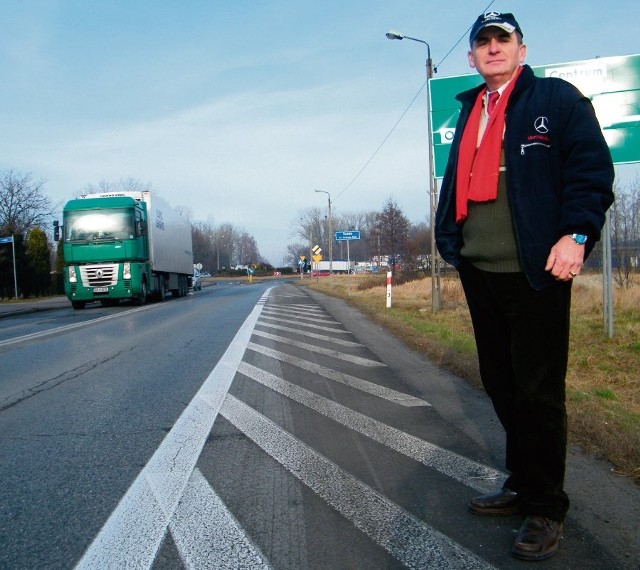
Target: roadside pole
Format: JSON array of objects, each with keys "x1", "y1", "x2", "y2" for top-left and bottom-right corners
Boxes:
[
  {"x1": 335, "y1": 231, "x2": 360, "y2": 297},
  {"x1": 386, "y1": 271, "x2": 392, "y2": 308},
  {"x1": 346, "y1": 239, "x2": 351, "y2": 296}
]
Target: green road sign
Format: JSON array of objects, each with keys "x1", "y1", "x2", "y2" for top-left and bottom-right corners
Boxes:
[{"x1": 430, "y1": 54, "x2": 640, "y2": 177}]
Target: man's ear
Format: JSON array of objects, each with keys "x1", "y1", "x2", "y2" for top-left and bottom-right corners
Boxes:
[
  {"x1": 519, "y1": 44, "x2": 527, "y2": 64},
  {"x1": 468, "y1": 50, "x2": 477, "y2": 69}
]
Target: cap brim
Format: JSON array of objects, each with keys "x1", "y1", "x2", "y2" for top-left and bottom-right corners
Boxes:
[{"x1": 471, "y1": 22, "x2": 517, "y2": 42}]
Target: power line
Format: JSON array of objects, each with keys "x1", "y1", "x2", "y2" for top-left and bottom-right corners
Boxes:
[
  {"x1": 333, "y1": 82, "x2": 426, "y2": 203},
  {"x1": 333, "y1": 0, "x2": 495, "y2": 204}
]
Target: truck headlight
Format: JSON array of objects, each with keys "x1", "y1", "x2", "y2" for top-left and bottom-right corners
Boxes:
[
  {"x1": 69, "y1": 266, "x2": 77, "y2": 283},
  {"x1": 123, "y1": 262, "x2": 131, "y2": 280}
]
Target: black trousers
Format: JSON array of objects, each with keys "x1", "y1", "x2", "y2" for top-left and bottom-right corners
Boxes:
[{"x1": 458, "y1": 261, "x2": 571, "y2": 522}]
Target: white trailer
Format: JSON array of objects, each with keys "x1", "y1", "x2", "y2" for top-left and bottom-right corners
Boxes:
[{"x1": 315, "y1": 260, "x2": 354, "y2": 273}]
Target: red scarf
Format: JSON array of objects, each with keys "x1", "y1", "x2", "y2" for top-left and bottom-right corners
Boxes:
[{"x1": 455, "y1": 66, "x2": 523, "y2": 223}]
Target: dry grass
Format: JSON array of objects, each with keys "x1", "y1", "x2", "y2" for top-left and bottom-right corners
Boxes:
[{"x1": 303, "y1": 272, "x2": 640, "y2": 482}]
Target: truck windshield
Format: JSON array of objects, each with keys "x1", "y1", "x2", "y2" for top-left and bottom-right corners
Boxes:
[{"x1": 64, "y1": 209, "x2": 135, "y2": 242}]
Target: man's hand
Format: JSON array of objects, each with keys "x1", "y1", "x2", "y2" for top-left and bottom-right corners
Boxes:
[{"x1": 545, "y1": 236, "x2": 585, "y2": 281}]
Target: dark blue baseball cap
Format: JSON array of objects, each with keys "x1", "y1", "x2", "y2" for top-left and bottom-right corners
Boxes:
[{"x1": 469, "y1": 12, "x2": 523, "y2": 44}]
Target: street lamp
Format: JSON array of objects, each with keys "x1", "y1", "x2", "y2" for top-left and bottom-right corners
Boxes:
[
  {"x1": 300, "y1": 217, "x2": 312, "y2": 278},
  {"x1": 314, "y1": 189, "x2": 333, "y2": 276},
  {"x1": 386, "y1": 30, "x2": 441, "y2": 311}
]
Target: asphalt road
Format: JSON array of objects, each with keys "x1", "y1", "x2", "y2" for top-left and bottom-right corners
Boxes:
[{"x1": 0, "y1": 281, "x2": 638, "y2": 569}]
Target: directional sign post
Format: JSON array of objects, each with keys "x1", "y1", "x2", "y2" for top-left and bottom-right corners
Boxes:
[
  {"x1": 298, "y1": 256, "x2": 306, "y2": 279},
  {"x1": 0, "y1": 235, "x2": 18, "y2": 299},
  {"x1": 335, "y1": 231, "x2": 361, "y2": 294},
  {"x1": 311, "y1": 245, "x2": 323, "y2": 281},
  {"x1": 335, "y1": 231, "x2": 361, "y2": 241}
]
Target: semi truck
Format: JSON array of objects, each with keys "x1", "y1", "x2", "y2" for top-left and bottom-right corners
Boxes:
[{"x1": 56, "y1": 191, "x2": 193, "y2": 309}]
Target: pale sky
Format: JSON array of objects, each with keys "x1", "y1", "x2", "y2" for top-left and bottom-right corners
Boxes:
[{"x1": 2, "y1": 1, "x2": 639, "y2": 265}]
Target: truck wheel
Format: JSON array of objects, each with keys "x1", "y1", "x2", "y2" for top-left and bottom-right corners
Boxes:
[
  {"x1": 71, "y1": 301, "x2": 86, "y2": 310},
  {"x1": 135, "y1": 281, "x2": 147, "y2": 306}
]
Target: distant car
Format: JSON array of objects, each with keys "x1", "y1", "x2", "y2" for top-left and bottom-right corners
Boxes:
[
  {"x1": 200, "y1": 272, "x2": 211, "y2": 278},
  {"x1": 191, "y1": 272, "x2": 202, "y2": 291}
]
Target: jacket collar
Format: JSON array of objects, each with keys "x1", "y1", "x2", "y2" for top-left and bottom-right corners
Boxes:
[{"x1": 456, "y1": 64, "x2": 534, "y2": 106}]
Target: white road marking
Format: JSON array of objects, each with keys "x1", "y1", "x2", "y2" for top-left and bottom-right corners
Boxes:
[
  {"x1": 72, "y1": 286, "x2": 501, "y2": 568},
  {"x1": 262, "y1": 306, "x2": 336, "y2": 324},
  {"x1": 74, "y1": 289, "x2": 274, "y2": 570},
  {"x1": 0, "y1": 305, "x2": 155, "y2": 348},
  {"x1": 259, "y1": 312, "x2": 349, "y2": 334},
  {"x1": 169, "y1": 468, "x2": 272, "y2": 569},
  {"x1": 221, "y1": 395, "x2": 496, "y2": 570},
  {"x1": 255, "y1": 321, "x2": 362, "y2": 347},
  {"x1": 247, "y1": 342, "x2": 428, "y2": 407},
  {"x1": 271, "y1": 303, "x2": 326, "y2": 312},
  {"x1": 251, "y1": 330, "x2": 385, "y2": 367},
  {"x1": 238, "y1": 362, "x2": 503, "y2": 493}
]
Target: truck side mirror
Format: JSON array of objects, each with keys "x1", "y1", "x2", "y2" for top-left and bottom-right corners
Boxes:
[{"x1": 53, "y1": 220, "x2": 61, "y2": 241}]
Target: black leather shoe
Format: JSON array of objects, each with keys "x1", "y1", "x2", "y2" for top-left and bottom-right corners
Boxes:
[
  {"x1": 468, "y1": 488, "x2": 521, "y2": 516},
  {"x1": 512, "y1": 516, "x2": 563, "y2": 561}
]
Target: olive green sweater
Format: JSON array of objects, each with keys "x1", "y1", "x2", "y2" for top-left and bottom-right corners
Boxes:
[{"x1": 460, "y1": 166, "x2": 523, "y2": 273}]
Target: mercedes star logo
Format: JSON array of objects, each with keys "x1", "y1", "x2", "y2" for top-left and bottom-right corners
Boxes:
[{"x1": 534, "y1": 116, "x2": 549, "y2": 134}]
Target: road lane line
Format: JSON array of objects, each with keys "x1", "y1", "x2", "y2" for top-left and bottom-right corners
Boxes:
[
  {"x1": 251, "y1": 330, "x2": 385, "y2": 367},
  {"x1": 169, "y1": 468, "x2": 272, "y2": 570},
  {"x1": 255, "y1": 321, "x2": 362, "y2": 347},
  {"x1": 74, "y1": 288, "x2": 275, "y2": 570},
  {"x1": 270, "y1": 303, "x2": 327, "y2": 312},
  {"x1": 221, "y1": 395, "x2": 496, "y2": 570},
  {"x1": 0, "y1": 305, "x2": 155, "y2": 348},
  {"x1": 247, "y1": 342, "x2": 428, "y2": 407},
  {"x1": 261, "y1": 307, "x2": 336, "y2": 323},
  {"x1": 238, "y1": 362, "x2": 503, "y2": 493},
  {"x1": 259, "y1": 313, "x2": 350, "y2": 334}
]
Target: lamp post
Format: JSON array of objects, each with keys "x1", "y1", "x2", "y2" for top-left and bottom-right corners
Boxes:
[
  {"x1": 215, "y1": 233, "x2": 226, "y2": 273},
  {"x1": 314, "y1": 189, "x2": 333, "y2": 277},
  {"x1": 300, "y1": 217, "x2": 312, "y2": 278},
  {"x1": 386, "y1": 30, "x2": 441, "y2": 311}
]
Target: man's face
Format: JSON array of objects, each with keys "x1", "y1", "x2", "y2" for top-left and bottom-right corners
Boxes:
[{"x1": 468, "y1": 27, "x2": 526, "y2": 88}]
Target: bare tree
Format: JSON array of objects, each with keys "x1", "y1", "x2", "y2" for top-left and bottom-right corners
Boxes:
[
  {"x1": 610, "y1": 177, "x2": 640, "y2": 288},
  {"x1": 82, "y1": 177, "x2": 152, "y2": 195},
  {"x1": 373, "y1": 198, "x2": 410, "y2": 271},
  {"x1": 285, "y1": 242, "x2": 307, "y2": 267},
  {"x1": 0, "y1": 170, "x2": 53, "y2": 235},
  {"x1": 237, "y1": 231, "x2": 260, "y2": 265},
  {"x1": 191, "y1": 222, "x2": 215, "y2": 272},
  {"x1": 407, "y1": 222, "x2": 431, "y2": 272}
]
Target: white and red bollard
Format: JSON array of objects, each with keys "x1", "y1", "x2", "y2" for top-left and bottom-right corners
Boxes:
[{"x1": 386, "y1": 271, "x2": 392, "y2": 308}]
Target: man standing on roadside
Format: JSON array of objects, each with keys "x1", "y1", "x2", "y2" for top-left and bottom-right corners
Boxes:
[{"x1": 435, "y1": 12, "x2": 614, "y2": 561}]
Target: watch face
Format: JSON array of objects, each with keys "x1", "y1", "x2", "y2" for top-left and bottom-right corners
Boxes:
[{"x1": 574, "y1": 234, "x2": 588, "y2": 244}]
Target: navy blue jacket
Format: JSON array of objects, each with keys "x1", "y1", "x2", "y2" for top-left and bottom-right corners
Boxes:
[{"x1": 435, "y1": 64, "x2": 615, "y2": 290}]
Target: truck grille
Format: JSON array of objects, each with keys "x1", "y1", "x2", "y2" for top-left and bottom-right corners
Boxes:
[{"x1": 79, "y1": 264, "x2": 118, "y2": 287}]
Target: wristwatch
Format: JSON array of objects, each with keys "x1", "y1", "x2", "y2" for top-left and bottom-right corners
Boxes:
[{"x1": 566, "y1": 233, "x2": 588, "y2": 245}]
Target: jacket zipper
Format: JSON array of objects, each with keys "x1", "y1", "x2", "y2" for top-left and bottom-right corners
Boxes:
[{"x1": 521, "y1": 142, "x2": 551, "y2": 155}]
